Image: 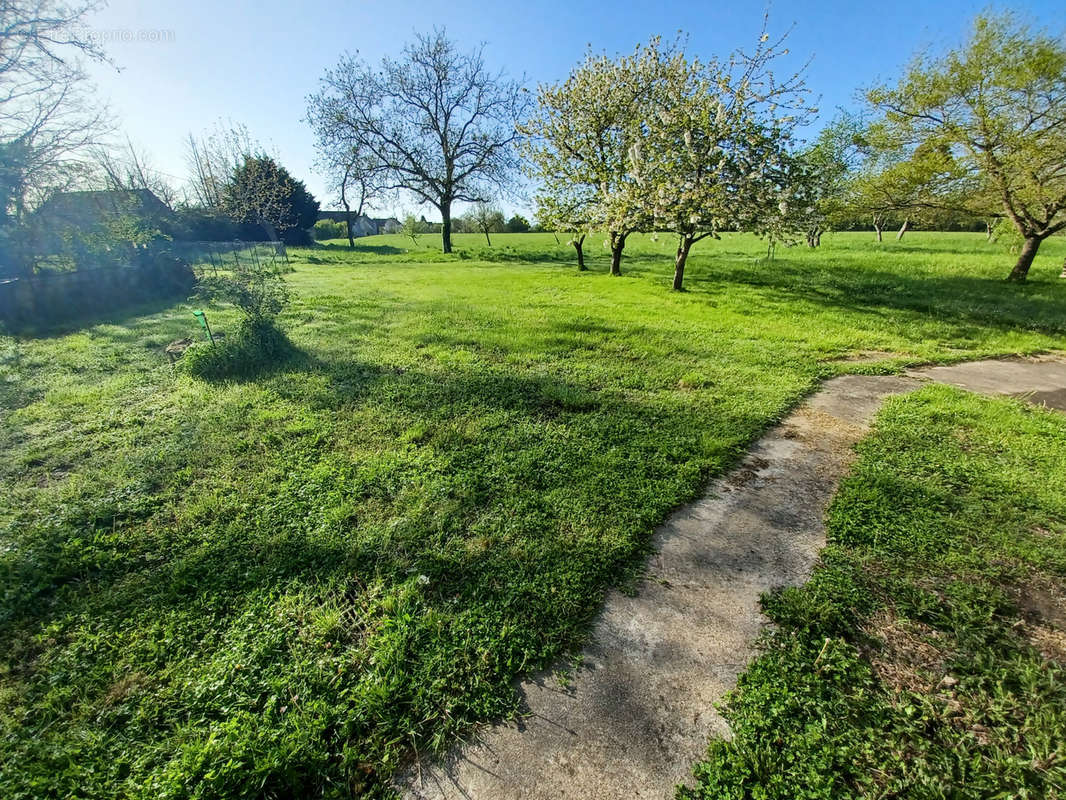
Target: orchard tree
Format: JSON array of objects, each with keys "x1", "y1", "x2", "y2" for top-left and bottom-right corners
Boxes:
[
  {"x1": 465, "y1": 203, "x2": 505, "y2": 245},
  {"x1": 867, "y1": 13, "x2": 1066, "y2": 280},
  {"x1": 313, "y1": 143, "x2": 385, "y2": 249},
  {"x1": 400, "y1": 214, "x2": 422, "y2": 245},
  {"x1": 221, "y1": 156, "x2": 319, "y2": 244},
  {"x1": 846, "y1": 123, "x2": 966, "y2": 241},
  {"x1": 628, "y1": 25, "x2": 813, "y2": 289},
  {"x1": 308, "y1": 100, "x2": 386, "y2": 249},
  {"x1": 521, "y1": 40, "x2": 678, "y2": 275},
  {"x1": 534, "y1": 184, "x2": 596, "y2": 270},
  {"x1": 847, "y1": 154, "x2": 916, "y2": 242},
  {"x1": 336, "y1": 150, "x2": 383, "y2": 248},
  {"x1": 308, "y1": 30, "x2": 526, "y2": 254},
  {"x1": 794, "y1": 114, "x2": 865, "y2": 247}
]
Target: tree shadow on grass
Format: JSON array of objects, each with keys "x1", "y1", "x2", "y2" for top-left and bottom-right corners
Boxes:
[
  {"x1": 482, "y1": 249, "x2": 668, "y2": 270},
  {"x1": 626, "y1": 254, "x2": 1066, "y2": 338},
  {"x1": 5, "y1": 292, "x2": 196, "y2": 341},
  {"x1": 0, "y1": 351, "x2": 745, "y2": 640},
  {"x1": 0, "y1": 306, "x2": 827, "y2": 795},
  {"x1": 315, "y1": 242, "x2": 406, "y2": 256}
]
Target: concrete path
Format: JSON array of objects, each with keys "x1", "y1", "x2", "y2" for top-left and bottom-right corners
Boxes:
[{"x1": 401, "y1": 355, "x2": 1066, "y2": 800}]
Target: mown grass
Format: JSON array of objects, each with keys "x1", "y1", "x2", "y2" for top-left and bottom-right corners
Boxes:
[
  {"x1": 681, "y1": 386, "x2": 1066, "y2": 799},
  {"x1": 1, "y1": 232, "x2": 1064, "y2": 798}
]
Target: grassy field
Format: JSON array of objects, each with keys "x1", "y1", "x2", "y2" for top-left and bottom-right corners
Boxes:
[
  {"x1": 682, "y1": 386, "x2": 1066, "y2": 799},
  {"x1": 1, "y1": 232, "x2": 1064, "y2": 798}
]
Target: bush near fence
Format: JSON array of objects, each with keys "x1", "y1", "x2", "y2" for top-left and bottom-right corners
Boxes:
[
  {"x1": 0, "y1": 252, "x2": 196, "y2": 332},
  {"x1": 313, "y1": 219, "x2": 348, "y2": 241}
]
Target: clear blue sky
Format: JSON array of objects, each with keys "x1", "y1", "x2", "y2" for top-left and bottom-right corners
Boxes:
[{"x1": 83, "y1": 0, "x2": 1063, "y2": 218}]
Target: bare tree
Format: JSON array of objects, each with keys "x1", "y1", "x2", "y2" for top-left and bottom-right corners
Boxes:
[
  {"x1": 310, "y1": 137, "x2": 385, "y2": 248},
  {"x1": 184, "y1": 121, "x2": 260, "y2": 210},
  {"x1": 94, "y1": 137, "x2": 178, "y2": 206},
  {"x1": 308, "y1": 30, "x2": 527, "y2": 253},
  {"x1": 1, "y1": 0, "x2": 112, "y2": 222},
  {"x1": 466, "y1": 202, "x2": 505, "y2": 245}
]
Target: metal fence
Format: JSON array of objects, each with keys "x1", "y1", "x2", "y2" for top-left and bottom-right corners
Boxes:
[{"x1": 160, "y1": 240, "x2": 289, "y2": 276}]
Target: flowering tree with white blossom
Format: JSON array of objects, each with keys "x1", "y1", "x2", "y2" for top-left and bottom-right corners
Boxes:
[
  {"x1": 521, "y1": 39, "x2": 680, "y2": 275},
  {"x1": 626, "y1": 25, "x2": 814, "y2": 289}
]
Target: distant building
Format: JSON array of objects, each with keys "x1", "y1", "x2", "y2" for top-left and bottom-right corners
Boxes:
[
  {"x1": 29, "y1": 189, "x2": 176, "y2": 251},
  {"x1": 317, "y1": 211, "x2": 402, "y2": 236},
  {"x1": 34, "y1": 189, "x2": 174, "y2": 230}
]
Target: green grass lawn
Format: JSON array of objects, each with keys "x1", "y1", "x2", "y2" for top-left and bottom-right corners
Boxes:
[
  {"x1": 681, "y1": 386, "x2": 1066, "y2": 799},
  {"x1": 1, "y1": 232, "x2": 1064, "y2": 798}
]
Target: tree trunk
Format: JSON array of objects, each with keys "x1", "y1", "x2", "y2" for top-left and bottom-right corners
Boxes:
[
  {"x1": 673, "y1": 235, "x2": 694, "y2": 291},
  {"x1": 897, "y1": 219, "x2": 909, "y2": 240},
  {"x1": 483, "y1": 228, "x2": 491, "y2": 246},
  {"x1": 874, "y1": 222, "x2": 883, "y2": 242},
  {"x1": 341, "y1": 197, "x2": 355, "y2": 249},
  {"x1": 440, "y1": 201, "x2": 453, "y2": 253},
  {"x1": 573, "y1": 234, "x2": 586, "y2": 271},
  {"x1": 1008, "y1": 235, "x2": 1042, "y2": 282},
  {"x1": 1060, "y1": 256, "x2": 1066, "y2": 279},
  {"x1": 986, "y1": 220, "x2": 995, "y2": 242},
  {"x1": 815, "y1": 231, "x2": 821, "y2": 247},
  {"x1": 609, "y1": 231, "x2": 627, "y2": 276}
]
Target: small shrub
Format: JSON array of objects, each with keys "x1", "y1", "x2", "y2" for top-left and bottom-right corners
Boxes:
[
  {"x1": 188, "y1": 254, "x2": 294, "y2": 378},
  {"x1": 195, "y1": 257, "x2": 289, "y2": 327},
  {"x1": 181, "y1": 319, "x2": 295, "y2": 380},
  {"x1": 401, "y1": 214, "x2": 423, "y2": 244}
]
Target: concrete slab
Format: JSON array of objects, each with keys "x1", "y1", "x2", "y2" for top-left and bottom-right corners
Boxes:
[
  {"x1": 400, "y1": 358, "x2": 1066, "y2": 800},
  {"x1": 906, "y1": 355, "x2": 1066, "y2": 411}
]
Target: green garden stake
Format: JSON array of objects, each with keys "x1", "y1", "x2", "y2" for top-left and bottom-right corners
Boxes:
[{"x1": 192, "y1": 310, "x2": 215, "y2": 344}]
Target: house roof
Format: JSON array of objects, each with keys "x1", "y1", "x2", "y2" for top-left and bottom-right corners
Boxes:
[{"x1": 34, "y1": 189, "x2": 174, "y2": 228}]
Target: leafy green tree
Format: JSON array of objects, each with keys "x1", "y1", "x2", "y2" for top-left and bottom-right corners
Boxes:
[
  {"x1": 400, "y1": 214, "x2": 422, "y2": 245},
  {"x1": 843, "y1": 122, "x2": 966, "y2": 241},
  {"x1": 505, "y1": 214, "x2": 530, "y2": 233},
  {"x1": 793, "y1": 114, "x2": 866, "y2": 247},
  {"x1": 866, "y1": 13, "x2": 1066, "y2": 280},
  {"x1": 221, "y1": 156, "x2": 319, "y2": 245}
]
